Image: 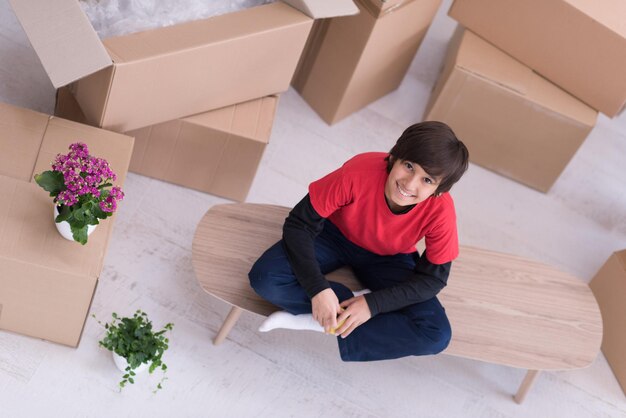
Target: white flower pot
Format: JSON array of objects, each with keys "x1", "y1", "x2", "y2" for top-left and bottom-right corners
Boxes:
[
  {"x1": 54, "y1": 205, "x2": 96, "y2": 242},
  {"x1": 112, "y1": 352, "x2": 149, "y2": 374}
]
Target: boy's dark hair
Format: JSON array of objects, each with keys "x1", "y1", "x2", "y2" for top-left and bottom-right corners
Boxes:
[{"x1": 386, "y1": 121, "x2": 469, "y2": 195}]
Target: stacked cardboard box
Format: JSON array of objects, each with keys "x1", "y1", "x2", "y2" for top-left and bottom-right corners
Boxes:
[
  {"x1": 0, "y1": 102, "x2": 134, "y2": 347},
  {"x1": 56, "y1": 88, "x2": 277, "y2": 202},
  {"x1": 448, "y1": 0, "x2": 626, "y2": 117},
  {"x1": 13, "y1": 0, "x2": 359, "y2": 202},
  {"x1": 424, "y1": 28, "x2": 597, "y2": 193},
  {"x1": 423, "y1": 0, "x2": 626, "y2": 192},
  {"x1": 590, "y1": 250, "x2": 626, "y2": 395},
  {"x1": 10, "y1": 0, "x2": 358, "y2": 131},
  {"x1": 293, "y1": 0, "x2": 442, "y2": 125}
]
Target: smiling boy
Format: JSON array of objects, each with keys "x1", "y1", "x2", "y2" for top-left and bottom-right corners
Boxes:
[{"x1": 249, "y1": 121, "x2": 469, "y2": 361}]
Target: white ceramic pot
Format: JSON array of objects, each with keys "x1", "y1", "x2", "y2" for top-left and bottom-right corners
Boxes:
[
  {"x1": 53, "y1": 205, "x2": 96, "y2": 242},
  {"x1": 112, "y1": 352, "x2": 149, "y2": 374}
]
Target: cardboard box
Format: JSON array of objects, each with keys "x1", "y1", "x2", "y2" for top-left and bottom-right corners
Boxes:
[
  {"x1": 424, "y1": 28, "x2": 598, "y2": 193},
  {"x1": 293, "y1": 0, "x2": 441, "y2": 125},
  {"x1": 590, "y1": 250, "x2": 626, "y2": 395},
  {"x1": 448, "y1": 0, "x2": 626, "y2": 117},
  {"x1": 0, "y1": 101, "x2": 134, "y2": 347},
  {"x1": 9, "y1": 0, "x2": 357, "y2": 132},
  {"x1": 56, "y1": 88, "x2": 277, "y2": 202}
]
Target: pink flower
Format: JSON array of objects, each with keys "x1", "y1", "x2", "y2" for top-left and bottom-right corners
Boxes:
[
  {"x1": 56, "y1": 190, "x2": 78, "y2": 206},
  {"x1": 99, "y1": 196, "x2": 117, "y2": 213},
  {"x1": 38, "y1": 142, "x2": 124, "y2": 217}
]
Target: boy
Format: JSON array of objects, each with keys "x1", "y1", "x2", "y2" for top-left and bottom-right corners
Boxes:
[{"x1": 249, "y1": 121, "x2": 469, "y2": 361}]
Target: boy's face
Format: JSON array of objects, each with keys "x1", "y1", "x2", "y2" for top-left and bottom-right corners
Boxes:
[{"x1": 384, "y1": 158, "x2": 439, "y2": 211}]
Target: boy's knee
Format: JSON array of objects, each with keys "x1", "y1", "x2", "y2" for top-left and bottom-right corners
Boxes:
[
  {"x1": 248, "y1": 258, "x2": 287, "y2": 301},
  {"x1": 429, "y1": 321, "x2": 452, "y2": 354},
  {"x1": 248, "y1": 260, "x2": 269, "y2": 295}
]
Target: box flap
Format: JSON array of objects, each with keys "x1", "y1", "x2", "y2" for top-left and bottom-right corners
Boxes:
[
  {"x1": 0, "y1": 102, "x2": 49, "y2": 182},
  {"x1": 102, "y1": 2, "x2": 311, "y2": 63},
  {"x1": 566, "y1": 0, "x2": 626, "y2": 38},
  {"x1": 455, "y1": 30, "x2": 532, "y2": 97},
  {"x1": 456, "y1": 30, "x2": 596, "y2": 125},
  {"x1": 8, "y1": 0, "x2": 111, "y2": 88},
  {"x1": 283, "y1": 0, "x2": 359, "y2": 18},
  {"x1": 34, "y1": 117, "x2": 134, "y2": 186}
]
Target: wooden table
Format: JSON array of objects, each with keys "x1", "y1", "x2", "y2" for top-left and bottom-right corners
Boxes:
[{"x1": 192, "y1": 203, "x2": 603, "y2": 403}]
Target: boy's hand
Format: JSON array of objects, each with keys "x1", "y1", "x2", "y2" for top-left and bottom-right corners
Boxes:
[
  {"x1": 335, "y1": 296, "x2": 372, "y2": 338},
  {"x1": 311, "y1": 288, "x2": 342, "y2": 333}
]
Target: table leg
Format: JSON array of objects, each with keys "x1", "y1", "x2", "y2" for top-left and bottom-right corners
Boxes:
[
  {"x1": 514, "y1": 369, "x2": 541, "y2": 404},
  {"x1": 213, "y1": 306, "x2": 243, "y2": 345}
]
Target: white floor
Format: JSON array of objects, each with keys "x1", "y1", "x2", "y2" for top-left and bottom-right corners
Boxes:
[{"x1": 2, "y1": 1, "x2": 626, "y2": 417}]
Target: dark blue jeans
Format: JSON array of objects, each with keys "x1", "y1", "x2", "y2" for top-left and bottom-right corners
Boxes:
[{"x1": 249, "y1": 221, "x2": 451, "y2": 362}]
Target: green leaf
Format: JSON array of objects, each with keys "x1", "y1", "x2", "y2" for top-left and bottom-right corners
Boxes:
[
  {"x1": 73, "y1": 206, "x2": 85, "y2": 222},
  {"x1": 34, "y1": 171, "x2": 64, "y2": 196},
  {"x1": 92, "y1": 203, "x2": 108, "y2": 220},
  {"x1": 71, "y1": 224, "x2": 88, "y2": 245},
  {"x1": 96, "y1": 309, "x2": 174, "y2": 392},
  {"x1": 55, "y1": 205, "x2": 72, "y2": 222}
]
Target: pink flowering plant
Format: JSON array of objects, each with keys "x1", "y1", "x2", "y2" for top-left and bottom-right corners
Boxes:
[{"x1": 34, "y1": 142, "x2": 124, "y2": 245}]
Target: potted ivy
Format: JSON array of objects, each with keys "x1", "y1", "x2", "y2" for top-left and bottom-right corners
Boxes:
[
  {"x1": 94, "y1": 310, "x2": 174, "y2": 392},
  {"x1": 34, "y1": 142, "x2": 124, "y2": 245}
]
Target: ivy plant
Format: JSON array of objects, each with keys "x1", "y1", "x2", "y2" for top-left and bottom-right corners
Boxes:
[{"x1": 94, "y1": 310, "x2": 174, "y2": 392}]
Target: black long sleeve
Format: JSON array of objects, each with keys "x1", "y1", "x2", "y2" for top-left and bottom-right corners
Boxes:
[
  {"x1": 283, "y1": 194, "x2": 452, "y2": 316},
  {"x1": 282, "y1": 194, "x2": 330, "y2": 299},
  {"x1": 363, "y1": 255, "x2": 450, "y2": 316}
]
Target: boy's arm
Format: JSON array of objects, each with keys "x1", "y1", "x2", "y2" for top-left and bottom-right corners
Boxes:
[
  {"x1": 363, "y1": 253, "x2": 451, "y2": 316},
  {"x1": 282, "y1": 194, "x2": 330, "y2": 298}
]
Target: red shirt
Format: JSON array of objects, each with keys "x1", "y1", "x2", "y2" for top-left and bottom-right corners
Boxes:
[{"x1": 309, "y1": 152, "x2": 459, "y2": 264}]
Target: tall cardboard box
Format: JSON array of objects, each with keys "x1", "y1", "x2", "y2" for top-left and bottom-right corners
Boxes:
[
  {"x1": 9, "y1": 0, "x2": 357, "y2": 132},
  {"x1": 590, "y1": 250, "x2": 626, "y2": 395},
  {"x1": 56, "y1": 88, "x2": 277, "y2": 202},
  {"x1": 424, "y1": 29, "x2": 598, "y2": 193},
  {"x1": 0, "y1": 102, "x2": 134, "y2": 347},
  {"x1": 448, "y1": 0, "x2": 626, "y2": 117},
  {"x1": 293, "y1": 0, "x2": 441, "y2": 124}
]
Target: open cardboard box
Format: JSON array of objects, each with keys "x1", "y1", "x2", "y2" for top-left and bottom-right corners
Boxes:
[
  {"x1": 590, "y1": 250, "x2": 626, "y2": 396},
  {"x1": 56, "y1": 87, "x2": 277, "y2": 202},
  {"x1": 448, "y1": 0, "x2": 626, "y2": 117},
  {"x1": 293, "y1": 0, "x2": 441, "y2": 124},
  {"x1": 9, "y1": 0, "x2": 358, "y2": 132},
  {"x1": 424, "y1": 28, "x2": 597, "y2": 193},
  {"x1": 0, "y1": 101, "x2": 134, "y2": 347}
]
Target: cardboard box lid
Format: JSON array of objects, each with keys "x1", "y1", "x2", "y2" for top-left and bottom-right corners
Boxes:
[
  {"x1": 102, "y1": 3, "x2": 311, "y2": 63},
  {"x1": 182, "y1": 96, "x2": 279, "y2": 144},
  {"x1": 0, "y1": 101, "x2": 134, "y2": 185},
  {"x1": 454, "y1": 30, "x2": 597, "y2": 126},
  {"x1": 0, "y1": 176, "x2": 108, "y2": 278},
  {"x1": 8, "y1": 0, "x2": 112, "y2": 89},
  {"x1": 0, "y1": 102, "x2": 50, "y2": 182},
  {"x1": 566, "y1": 0, "x2": 626, "y2": 38},
  {"x1": 10, "y1": 0, "x2": 358, "y2": 89},
  {"x1": 33, "y1": 116, "x2": 134, "y2": 186}
]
